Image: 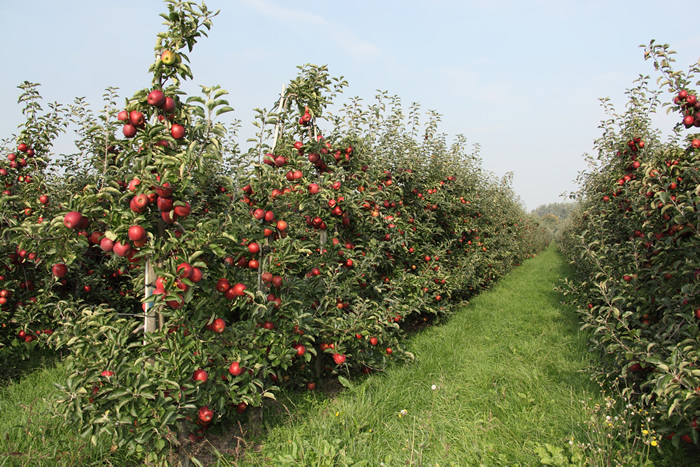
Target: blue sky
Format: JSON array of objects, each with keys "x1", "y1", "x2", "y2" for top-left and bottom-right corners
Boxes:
[{"x1": 1, "y1": 0, "x2": 699, "y2": 211}]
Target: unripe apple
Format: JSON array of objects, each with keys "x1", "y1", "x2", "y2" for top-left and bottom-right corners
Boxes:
[{"x1": 161, "y1": 50, "x2": 178, "y2": 65}]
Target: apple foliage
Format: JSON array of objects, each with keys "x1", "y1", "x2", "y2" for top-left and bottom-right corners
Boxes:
[{"x1": 559, "y1": 41, "x2": 700, "y2": 448}]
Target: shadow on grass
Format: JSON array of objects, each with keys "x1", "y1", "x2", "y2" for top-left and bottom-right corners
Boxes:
[{"x1": 0, "y1": 346, "x2": 61, "y2": 387}]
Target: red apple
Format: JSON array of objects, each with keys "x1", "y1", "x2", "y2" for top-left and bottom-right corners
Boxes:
[
  {"x1": 190, "y1": 267, "x2": 203, "y2": 283},
  {"x1": 100, "y1": 237, "x2": 114, "y2": 253},
  {"x1": 128, "y1": 225, "x2": 147, "y2": 242},
  {"x1": 193, "y1": 369, "x2": 208, "y2": 383},
  {"x1": 173, "y1": 202, "x2": 191, "y2": 218},
  {"x1": 171, "y1": 124, "x2": 185, "y2": 139},
  {"x1": 51, "y1": 263, "x2": 68, "y2": 278},
  {"x1": 129, "y1": 110, "x2": 145, "y2": 127},
  {"x1": 147, "y1": 89, "x2": 166, "y2": 107},
  {"x1": 198, "y1": 406, "x2": 213, "y2": 423},
  {"x1": 211, "y1": 318, "x2": 225, "y2": 333},
  {"x1": 63, "y1": 211, "x2": 83, "y2": 229},
  {"x1": 112, "y1": 241, "x2": 132, "y2": 258},
  {"x1": 162, "y1": 96, "x2": 176, "y2": 113},
  {"x1": 228, "y1": 361, "x2": 242, "y2": 376},
  {"x1": 177, "y1": 262, "x2": 193, "y2": 279},
  {"x1": 130, "y1": 194, "x2": 149, "y2": 213},
  {"x1": 333, "y1": 353, "x2": 346, "y2": 365},
  {"x1": 232, "y1": 283, "x2": 247, "y2": 297}
]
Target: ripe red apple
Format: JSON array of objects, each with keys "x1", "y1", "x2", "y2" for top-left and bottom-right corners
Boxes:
[
  {"x1": 308, "y1": 183, "x2": 320, "y2": 194},
  {"x1": 264, "y1": 210, "x2": 275, "y2": 222},
  {"x1": 232, "y1": 282, "x2": 247, "y2": 296},
  {"x1": 228, "y1": 361, "x2": 242, "y2": 376},
  {"x1": 190, "y1": 267, "x2": 203, "y2": 283},
  {"x1": 39, "y1": 195, "x2": 49, "y2": 205},
  {"x1": 294, "y1": 344, "x2": 306, "y2": 356},
  {"x1": 252, "y1": 208, "x2": 265, "y2": 220},
  {"x1": 333, "y1": 353, "x2": 346, "y2": 365},
  {"x1": 157, "y1": 196, "x2": 174, "y2": 212},
  {"x1": 248, "y1": 242, "x2": 260, "y2": 254},
  {"x1": 215, "y1": 278, "x2": 231, "y2": 293},
  {"x1": 161, "y1": 210, "x2": 177, "y2": 224},
  {"x1": 276, "y1": 220, "x2": 288, "y2": 231},
  {"x1": 63, "y1": 211, "x2": 84, "y2": 229},
  {"x1": 173, "y1": 202, "x2": 191, "y2": 218},
  {"x1": 162, "y1": 96, "x2": 176, "y2": 113},
  {"x1": 211, "y1": 318, "x2": 225, "y2": 333},
  {"x1": 171, "y1": 124, "x2": 185, "y2": 139},
  {"x1": 112, "y1": 241, "x2": 132, "y2": 258},
  {"x1": 370, "y1": 337, "x2": 378, "y2": 346},
  {"x1": 101, "y1": 370, "x2": 114, "y2": 377},
  {"x1": 100, "y1": 237, "x2": 114, "y2": 253},
  {"x1": 263, "y1": 321, "x2": 275, "y2": 330},
  {"x1": 147, "y1": 89, "x2": 166, "y2": 107},
  {"x1": 52, "y1": 263, "x2": 68, "y2": 278},
  {"x1": 198, "y1": 406, "x2": 213, "y2": 424},
  {"x1": 129, "y1": 111, "x2": 145, "y2": 127},
  {"x1": 177, "y1": 262, "x2": 193, "y2": 279},
  {"x1": 128, "y1": 225, "x2": 147, "y2": 242},
  {"x1": 117, "y1": 110, "x2": 129, "y2": 122},
  {"x1": 193, "y1": 369, "x2": 208, "y2": 383},
  {"x1": 692, "y1": 139, "x2": 700, "y2": 149},
  {"x1": 130, "y1": 194, "x2": 149, "y2": 213}
]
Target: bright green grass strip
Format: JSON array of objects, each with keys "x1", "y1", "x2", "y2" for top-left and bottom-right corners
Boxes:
[{"x1": 240, "y1": 246, "x2": 609, "y2": 465}]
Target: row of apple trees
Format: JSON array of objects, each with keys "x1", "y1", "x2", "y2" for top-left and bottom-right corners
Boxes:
[
  {"x1": 0, "y1": 0, "x2": 549, "y2": 463},
  {"x1": 559, "y1": 41, "x2": 700, "y2": 448}
]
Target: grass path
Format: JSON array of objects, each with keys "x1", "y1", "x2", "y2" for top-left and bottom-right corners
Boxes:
[{"x1": 240, "y1": 245, "x2": 604, "y2": 465}]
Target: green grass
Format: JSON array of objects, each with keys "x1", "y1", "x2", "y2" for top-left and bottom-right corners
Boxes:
[{"x1": 0, "y1": 355, "x2": 137, "y2": 466}]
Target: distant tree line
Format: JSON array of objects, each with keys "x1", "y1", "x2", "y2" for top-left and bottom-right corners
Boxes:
[
  {"x1": 531, "y1": 201, "x2": 577, "y2": 238},
  {"x1": 530, "y1": 202, "x2": 576, "y2": 220}
]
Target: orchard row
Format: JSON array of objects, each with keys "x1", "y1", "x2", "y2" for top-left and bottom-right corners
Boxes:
[{"x1": 560, "y1": 41, "x2": 700, "y2": 448}]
